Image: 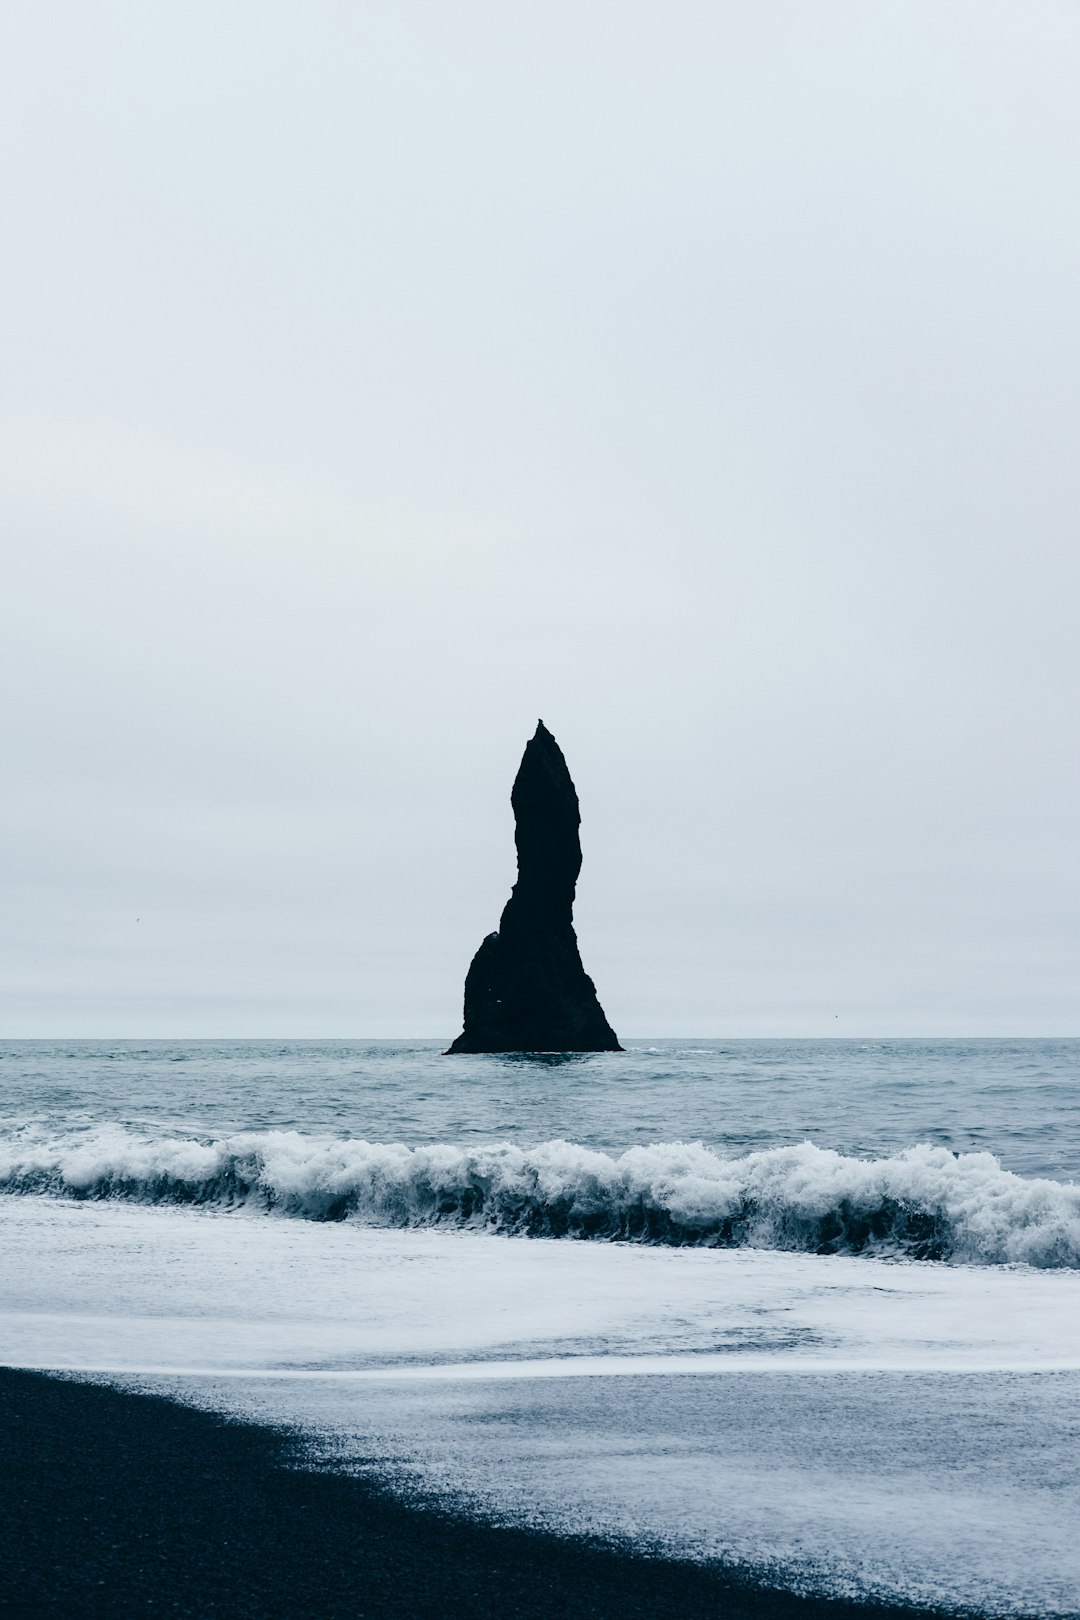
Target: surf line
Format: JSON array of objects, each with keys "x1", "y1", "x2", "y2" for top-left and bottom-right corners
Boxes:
[{"x1": 9, "y1": 1353, "x2": 1080, "y2": 1381}]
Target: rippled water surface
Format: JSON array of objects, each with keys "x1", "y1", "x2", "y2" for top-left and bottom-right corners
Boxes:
[{"x1": 2, "y1": 1037, "x2": 1078, "y2": 1178}]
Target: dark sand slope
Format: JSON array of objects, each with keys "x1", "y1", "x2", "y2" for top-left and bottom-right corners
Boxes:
[{"x1": 1, "y1": 1368, "x2": 936, "y2": 1620}]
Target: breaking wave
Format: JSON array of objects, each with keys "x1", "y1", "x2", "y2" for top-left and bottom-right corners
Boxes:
[{"x1": 1, "y1": 1128, "x2": 1079, "y2": 1267}]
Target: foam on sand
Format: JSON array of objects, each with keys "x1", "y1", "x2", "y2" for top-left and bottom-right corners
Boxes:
[{"x1": 4, "y1": 1195, "x2": 1080, "y2": 1616}]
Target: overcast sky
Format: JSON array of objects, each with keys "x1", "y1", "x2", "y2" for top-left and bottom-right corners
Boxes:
[{"x1": 2, "y1": 1, "x2": 1078, "y2": 1037}]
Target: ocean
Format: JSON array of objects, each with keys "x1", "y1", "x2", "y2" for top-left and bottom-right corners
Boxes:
[{"x1": 3, "y1": 1038, "x2": 1080, "y2": 1615}]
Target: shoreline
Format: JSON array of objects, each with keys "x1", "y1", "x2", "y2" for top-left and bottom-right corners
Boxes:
[{"x1": 0, "y1": 1367, "x2": 944, "y2": 1620}]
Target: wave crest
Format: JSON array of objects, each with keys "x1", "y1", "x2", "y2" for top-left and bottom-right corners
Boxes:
[{"x1": 2, "y1": 1128, "x2": 1078, "y2": 1266}]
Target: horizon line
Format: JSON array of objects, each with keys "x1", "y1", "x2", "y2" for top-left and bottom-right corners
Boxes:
[{"x1": 2, "y1": 1032, "x2": 1078, "y2": 1043}]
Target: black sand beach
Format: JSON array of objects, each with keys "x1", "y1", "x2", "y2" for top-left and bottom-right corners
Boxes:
[{"x1": 0, "y1": 1367, "x2": 939, "y2": 1620}]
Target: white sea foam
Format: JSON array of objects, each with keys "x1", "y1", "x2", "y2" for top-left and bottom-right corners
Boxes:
[
  {"x1": 2, "y1": 1127, "x2": 1079, "y2": 1266},
  {"x1": 3, "y1": 1197, "x2": 1080, "y2": 1614},
  {"x1": 3, "y1": 1194, "x2": 1077, "y2": 1374}
]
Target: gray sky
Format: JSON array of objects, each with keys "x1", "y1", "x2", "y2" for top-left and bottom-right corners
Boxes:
[{"x1": 2, "y1": 1, "x2": 1078, "y2": 1037}]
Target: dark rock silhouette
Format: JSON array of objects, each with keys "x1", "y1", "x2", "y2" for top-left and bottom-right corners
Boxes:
[{"x1": 447, "y1": 722, "x2": 622, "y2": 1054}]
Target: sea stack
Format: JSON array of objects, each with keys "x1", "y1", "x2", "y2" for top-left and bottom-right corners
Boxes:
[{"x1": 446, "y1": 722, "x2": 622, "y2": 1054}]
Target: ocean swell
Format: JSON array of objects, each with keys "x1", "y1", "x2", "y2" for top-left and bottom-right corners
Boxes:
[{"x1": 1, "y1": 1129, "x2": 1079, "y2": 1267}]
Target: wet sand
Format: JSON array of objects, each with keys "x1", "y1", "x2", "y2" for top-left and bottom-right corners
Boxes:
[{"x1": 0, "y1": 1367, "x2": 939, "y2": 1619}]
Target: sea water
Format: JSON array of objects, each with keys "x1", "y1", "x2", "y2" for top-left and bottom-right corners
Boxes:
[{"x1": 2, "y1": 1039, "x2": 1079, "y2": 1614}]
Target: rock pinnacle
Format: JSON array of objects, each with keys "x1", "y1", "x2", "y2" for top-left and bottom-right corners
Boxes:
[{"x1": 446, "y1": 722, "x2": 622, "y2": 1053}]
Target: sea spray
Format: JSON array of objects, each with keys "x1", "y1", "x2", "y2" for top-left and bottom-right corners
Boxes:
[{"x1": 2, "y1": 1128, "x2": 1079, "y2": 1267}]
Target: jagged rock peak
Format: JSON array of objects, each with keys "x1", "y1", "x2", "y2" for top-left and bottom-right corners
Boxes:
[
  {"x1": 446, "y1": 722, "x2": 621, "y2": 1054},
  {"x1": 509, "y1": 721, "x2": 581, "y2": 918}
]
